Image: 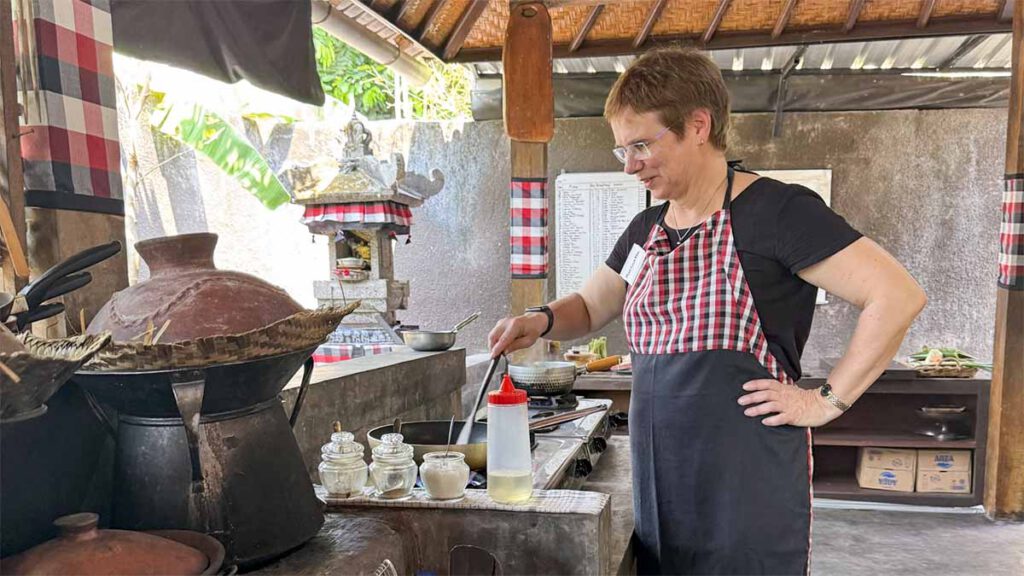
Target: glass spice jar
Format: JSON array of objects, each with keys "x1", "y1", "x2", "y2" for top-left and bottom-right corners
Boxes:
[
  {"x1": 420, "y1": 452, "x2": 470, "y2": 501},
  {"x1": 369, "y1": 433, "x2": 418, "y2": 500},
  {"x1": 318, "y1": 424, "x2": 368, "y2": 499}
]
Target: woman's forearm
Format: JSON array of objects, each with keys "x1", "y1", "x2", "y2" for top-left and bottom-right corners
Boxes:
[
  {"x1": 524, "y1": 292, "x2": 594, "y2": 342},
  {"x1": 826, "y1": 288, "x2": 926, "y2": 406}
]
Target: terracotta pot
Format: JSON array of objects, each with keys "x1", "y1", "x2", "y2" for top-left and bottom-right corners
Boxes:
[
  {"x1": 0, "y1": 513, "x2": 223, "y2": 575},
  {"x1": 88, "y1": 233, "x2": 302, "y2": 343}
]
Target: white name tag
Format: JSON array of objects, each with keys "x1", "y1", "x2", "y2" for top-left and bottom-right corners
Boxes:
[{"x1": 620, "y1": 244, "x2": 646, "y2": 284}]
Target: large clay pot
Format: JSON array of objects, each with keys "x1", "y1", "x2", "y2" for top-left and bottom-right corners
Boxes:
[{"x1": 88, "y1": 233, "x2": 302, "y2": 343}]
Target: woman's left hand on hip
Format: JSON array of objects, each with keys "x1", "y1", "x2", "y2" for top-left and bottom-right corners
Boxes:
[{"x1": 738, "y1": 379, "x2": 841, "y2": 427}]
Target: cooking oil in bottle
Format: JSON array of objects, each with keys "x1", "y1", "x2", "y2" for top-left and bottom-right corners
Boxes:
[{"x1": 487, "y1": 470, "x2": 533, "y2": 503}]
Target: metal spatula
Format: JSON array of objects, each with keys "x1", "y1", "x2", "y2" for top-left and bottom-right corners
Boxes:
[{"x1": 456, "y1": 355, "x2": 502, "y2": 445}]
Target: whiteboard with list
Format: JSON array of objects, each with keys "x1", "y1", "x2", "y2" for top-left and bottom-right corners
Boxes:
[{"x1": 555, "y1": 172, "x2": 647, "y2": 299}]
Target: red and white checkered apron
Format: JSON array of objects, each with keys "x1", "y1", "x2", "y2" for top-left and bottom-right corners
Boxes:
[
  {"x1": 623, "y1": 187, "x2": 789, "y2": 384},
  {"x1": 622, "y1": 170, "x2": 812, "y2": 575}
]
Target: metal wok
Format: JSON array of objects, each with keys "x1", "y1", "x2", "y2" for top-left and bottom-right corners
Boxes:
[{"x1": 367, "y1": 420, "x2": 492, "y2": 471}]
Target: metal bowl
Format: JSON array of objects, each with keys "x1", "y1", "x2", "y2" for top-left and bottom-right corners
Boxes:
[
  {"x1": 508, "y1": 361, "x2": 577, "y2": 396},
  {"x1": 402, "y1": 330, "x2": 457, "y2": 352}
]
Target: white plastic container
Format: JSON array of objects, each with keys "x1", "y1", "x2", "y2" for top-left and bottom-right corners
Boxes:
[{"x1": 487, "y1": 374, "x2": 533, "y2": 503}]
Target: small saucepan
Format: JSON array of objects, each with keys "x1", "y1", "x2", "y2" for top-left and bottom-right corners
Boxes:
[{"x1": 402, "y1": 312, "x2": 480, "y2": 352}]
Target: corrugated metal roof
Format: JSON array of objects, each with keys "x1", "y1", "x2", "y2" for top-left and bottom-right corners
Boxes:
[{"x1": 470, "y1": 33, "x2": 1013, "y2": 76}]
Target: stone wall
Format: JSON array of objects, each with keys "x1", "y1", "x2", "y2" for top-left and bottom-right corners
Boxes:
[{"x1": 127, "y1": 109, "x2": 1007, "y2": 373}]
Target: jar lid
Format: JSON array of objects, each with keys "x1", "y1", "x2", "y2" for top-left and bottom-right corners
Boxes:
[
  {"x1": 373, "y1": 432, "x2": 414, "y2": 460},
  {"x1": 488, "y1": 373, "x2": 527, "y2": 405},
  {"x1": 321, "y1": 430, "x2": 364, "y2": 458},
  {"x1": 2, "y1": 513, "x2": 211, "y2": 575}
]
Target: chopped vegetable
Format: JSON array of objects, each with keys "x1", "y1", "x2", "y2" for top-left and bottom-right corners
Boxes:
[{"x1": 588, "y1": 337, "x2": 607, "y2": 359}]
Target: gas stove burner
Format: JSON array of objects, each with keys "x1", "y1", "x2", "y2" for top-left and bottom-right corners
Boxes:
[{"x1": 528, "y1": 393, "x2": 579, "y2": 411}]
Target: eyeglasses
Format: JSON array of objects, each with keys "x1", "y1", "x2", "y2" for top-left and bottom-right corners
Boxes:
[{"x1": 612, "y1": 126, "x2": 671, "y2": 164}]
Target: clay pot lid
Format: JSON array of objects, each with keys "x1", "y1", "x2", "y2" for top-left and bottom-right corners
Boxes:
[{"x1": 2, "y1": 513, "x2": 210, "y2": 575}]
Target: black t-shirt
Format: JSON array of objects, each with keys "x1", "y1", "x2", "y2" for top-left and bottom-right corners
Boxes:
[{"x1": 606, "y1": 176, "x2": 862, "y2": 381}]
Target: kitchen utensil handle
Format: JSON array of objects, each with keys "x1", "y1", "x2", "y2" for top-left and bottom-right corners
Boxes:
[
  {"x1": 457, "y1": 355, "x2": 501, "y2": 445},
  {"x1": 289, "y1": 358, "x2": 315, "y2": 429},
  {"x1": 453, "y1": 311, "x2": 481, "y2": 333},
  {"x1": 40, "y1": 271, "x2": 92, "y2": 302},
  {"x1": 18, "y1": 241, "x2": 121, "y2": 308},
  {"x1": 170, "y1": 372, "x2": 207, "y2": 492},
  {"x1": 14, "y1": 302, "x2": 64, "y2": 331},
  {"x1": 528, "y1": 405, "x2": 606, "y2": 431},
  {"x1": 584, "y1": 355, "x2": 622, "y2": 373}
]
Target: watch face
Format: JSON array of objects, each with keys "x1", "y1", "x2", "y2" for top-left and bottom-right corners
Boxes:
[{"x1": 820, "y1": 384, "x2": 830, "y2": 396}]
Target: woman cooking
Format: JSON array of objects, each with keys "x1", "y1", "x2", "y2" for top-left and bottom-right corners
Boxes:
[{"x1": 488, "y1": 47, "x2": 926, "y2": 575}]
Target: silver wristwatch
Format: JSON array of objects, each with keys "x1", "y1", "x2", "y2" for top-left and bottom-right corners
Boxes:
[{"x1": 819, "y1": 383, "x2": 851, "y2": 412}]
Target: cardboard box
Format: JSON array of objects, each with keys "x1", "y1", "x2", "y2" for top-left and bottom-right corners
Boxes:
[
  {"x1": 856, "y1": 447, "x2": 917, "y2": 492},
  {"x1": 917, "y1": 449, "x2": 972, "y2": 472},
  {"x1": 916, "y1": 469, "x2": 971, "y2": 493},
  {"x1": 916, "y1": 449, "x2": 972, "y2": 493},
  {"x1": 860, "y1": 447, "x2": 917, "y2": 471}
]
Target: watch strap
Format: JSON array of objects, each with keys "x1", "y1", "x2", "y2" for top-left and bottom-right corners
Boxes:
[
  {"x1": 820, "y1": 383, "x2": 851, "y2": 412},
  {"x1": 525, "y1": 305, "x2": 554, "y2": 338}
]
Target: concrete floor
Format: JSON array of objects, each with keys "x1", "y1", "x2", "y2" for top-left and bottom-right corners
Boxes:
[{"x1": 812, "y1": 508, "x2": 1024, "y2": 576}]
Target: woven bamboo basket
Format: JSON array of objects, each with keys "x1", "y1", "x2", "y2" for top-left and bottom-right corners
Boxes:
[
  {"x1": 82, "y1": 302, "x2": 360, "y2": 372},
  {"x1": 1, "y1": 332, "x2": 112, "y2": 420},
  {"x1": 912, "y1": 360, "x2": 979, "y2": 379}
]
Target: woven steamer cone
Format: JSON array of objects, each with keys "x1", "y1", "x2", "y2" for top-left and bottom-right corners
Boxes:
[
  {"x1": 82, "y1": 302, "x2": 360, "y2": 372},
  {"x1": 1, "y1": 332, "x2": 112, "y2": 420}
]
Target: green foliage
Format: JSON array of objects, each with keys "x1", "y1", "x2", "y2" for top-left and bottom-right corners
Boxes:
[
  {"x1": 313, "y1": 27, "x2": 471, "y2": 121},
  {"x1": 151, "y1": 97, "x2": 291, "y2": 209}
]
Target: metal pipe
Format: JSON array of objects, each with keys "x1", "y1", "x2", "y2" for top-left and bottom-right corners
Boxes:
[{"x1": 312, "y1": 0, "x2": 433, "y2": 88}]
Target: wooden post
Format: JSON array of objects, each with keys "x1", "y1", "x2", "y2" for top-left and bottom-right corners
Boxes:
[
  {"x1": 0, "y1": 0, "x2": 28, "y2": 292},
  {"x1": 985, "y1": 0, "x2": 1024, "y2": 521},
  {"x1": 504, "y1": 1, "x2": 553, "y2": 316}
]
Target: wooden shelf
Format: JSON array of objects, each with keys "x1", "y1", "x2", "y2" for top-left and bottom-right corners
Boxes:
[
  {"x1": 813, "y1": 473, "x2": 979, "y2": 507},
  {"x1": 813, "y1": 430, "x2": 976, "y2": 449}
]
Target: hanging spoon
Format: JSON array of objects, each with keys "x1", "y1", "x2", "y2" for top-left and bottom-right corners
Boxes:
[{"x1": 445, "y1": 415, "x2": 455, "y2": 460}]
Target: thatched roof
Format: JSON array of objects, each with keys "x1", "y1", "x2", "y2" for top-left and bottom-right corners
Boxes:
[{"x1": 328, "y1": 0, "x2": 1014, "y2": 63}]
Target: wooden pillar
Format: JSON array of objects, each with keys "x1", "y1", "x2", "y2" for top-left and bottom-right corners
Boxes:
[
  {"x1": 504, "y1": 1, "x2": 553, "y2": 316},
  {"x1": 0, "y1": 0, "x2": 28, "y2": 292},
  {"x1": 985, "y1": 0, "x2": 1024, "y2": 521}
]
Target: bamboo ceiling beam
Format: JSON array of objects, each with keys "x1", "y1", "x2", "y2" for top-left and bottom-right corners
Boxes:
[
  {"x1": 998, "y1": 0, "x2": 1013, "y2": 22},
  {"x1": 772, "y1": 0, "x2": 799, "y2": 39},
  {"x1": 917, "y1": 0, "x2": 937, "y2": 29},
  {"x1": 570, "y1": 4, "x2": 604, "y2": 53},
  {"x1": 985, "y1": 0, "x2": 1024, "y2": 522},
  {"x1": 545, "y1": 0, "x2": 639, "y2": 6},
  {"x1": 369, "y1": 0, "x2": 392, "y2": 13},
  {"x1": 395, "y1": 0, "x2": 419, "y2": 25},
  {"x1": 702, "y1": 0, "x2": 732, "y2": 45},
  {"x1": 442, "y1": 0, "x2": 488, "y2": 60},
  {"x1": 452, "y1": 18, "x2": 1012, "y2": 62},
  {"x1": 416, "y1": 0, "x2": 448, "y2": 41},
  {"x1": 633, "y1": 0, "x2": 668, "y2": 49},
  {"x1": 843, "y1": 0, "x2": 866, "y2": 32}
]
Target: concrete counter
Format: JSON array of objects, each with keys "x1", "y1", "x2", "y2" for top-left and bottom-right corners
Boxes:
[
  {"x1": 282, "y1": 347, "x2": 466, "y2": 482},
  {"x1": 582, "y1": 435, "x2": 635, "y2": 575}
]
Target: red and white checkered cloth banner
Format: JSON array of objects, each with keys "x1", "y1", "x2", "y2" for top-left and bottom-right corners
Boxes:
[
  {"x1": 14, "y1": 0, "x2": 122, "y2": 202},
  {"x1": 313, "y1": 343, "x2": 399, "y2": 364},
  {"x1": 999, "y1": 174, "x2": 1024, "y2": 290},
  {"x1": 301, "y1": 202, "x2": 413, "y2": 227},
  {"x1": 510, "y1": 178, "x2": 548, "y2": 278}
]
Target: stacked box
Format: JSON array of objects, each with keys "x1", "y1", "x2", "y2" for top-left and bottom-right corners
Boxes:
[
  {"x1": 917, "y1": 450, "x2": 972, "y2": 493},
  {"x1": 856, "y1": 447, "x2": 916, "y2": 492}
]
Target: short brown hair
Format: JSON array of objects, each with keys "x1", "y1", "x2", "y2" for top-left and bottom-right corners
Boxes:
[{"x1": 604, "y1": 47, "x2": 730, "y2": 150}]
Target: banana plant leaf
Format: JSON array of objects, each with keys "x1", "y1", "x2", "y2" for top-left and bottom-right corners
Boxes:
[{"x1": 151, "y1": 101, "x2": 291, "y2": 209}]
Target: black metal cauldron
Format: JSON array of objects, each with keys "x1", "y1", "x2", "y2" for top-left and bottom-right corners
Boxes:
[{"x1": 73, "y1": 348, "x2": 323, "y2": 568}]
